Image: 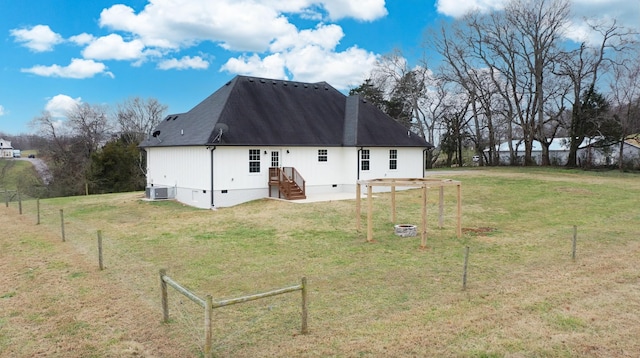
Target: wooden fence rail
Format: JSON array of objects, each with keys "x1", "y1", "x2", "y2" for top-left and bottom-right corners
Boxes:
[{"x1": 159, "y1": 269, "x2": 308, "y2": 357}]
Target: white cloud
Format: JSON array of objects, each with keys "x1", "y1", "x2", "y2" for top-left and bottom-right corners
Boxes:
[
  {"x1": 263, "y1": 0, "x2": 388, "y2": 21},
  {"x1": 567, "y1": 0, "x2": 640, "y2": 44},
  {"x1": 435, "y1": 0, "x2": 507, "y2": 18},
  {"x1": 22, "y1": 58, "x2": 114, "y2": 79},
  {"x1": 221, "y1": 44, "x2": 377, "y2": 89},
  {"x1": 10, "y1": 24, "x2": 64, "y2": 52},
  {"x1": 82, "y1": 34, "x2": 145, "y2": 61},
  {"x1": 436, "y1": 0, "x2": 639, "y2": 46},
  {"x1": 45, "y1": 94, "x2": 82, "y2": 118},
  {"x1": 222, "y1": 21, "x2": 377, "y2": 89},
  {"x1": 221, "y1": 53, "x2": 287, "y2": 79},
  {"x1": 0, "y1": 105, "x2": 5, "y2": 116},
  {"x1": 69, "y1": 33, "x2": 95, "y2": 46},
  {"x1": 317, "y1": 0, "x2": 388, "y2": 21},
  {"x1": 270, "y1": 23, "x2": 344, "y2": 52},
  {"x1": 99, "y1": 2, "x2": 296, "y2": 52},
  {"x1": 562, "y1": 19, "x2": 593, "y2": 44},
  {"x1": 98, "y1": 0, "x2": 388, "y2": 52},
  {"x1": 284, "y1": 45, "x2": 377, "y2": 88},
  {"x1": 10, "y1": 1, "x2": 389, "y2": 83},
  {"x1": 157, "y1": 56, "x2": 209, "y2": 70}
]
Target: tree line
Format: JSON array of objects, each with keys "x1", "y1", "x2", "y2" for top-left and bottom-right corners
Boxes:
[
  {"x1": 351, "y1": 0, "x2": 640, "y2": 170},
  {"x1": 2, "y1": 97, "x2": 166, "y2": 198}
]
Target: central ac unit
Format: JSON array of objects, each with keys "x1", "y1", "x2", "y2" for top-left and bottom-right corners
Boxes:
[{"x1": 146, "y1": 186, "x2": 169, "y2": 200}]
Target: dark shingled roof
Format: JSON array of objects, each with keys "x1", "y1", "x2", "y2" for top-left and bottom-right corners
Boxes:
[{"x1": 140, "y1": 75, "x2": 433, "y2": 148}]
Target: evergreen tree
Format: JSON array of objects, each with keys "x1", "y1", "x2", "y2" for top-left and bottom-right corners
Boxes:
[
  {"x1": 349, "y1": 78, "x2": 388, "y2": 112},
  {"x1": 89, "y1": 137, "x2": 145, "y2": 194}
]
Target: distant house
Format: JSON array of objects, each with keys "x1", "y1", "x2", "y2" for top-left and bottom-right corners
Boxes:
[
  {"x1": 0, "y1": 138, "x2": 13, "y2": 158},
  {"x1": 140, "y1": 75, "x2": 433, "y2": 209},
  {"x1": 489, "y1": 138, "x2": 597, "y2": 165},
  {"x1": 577, "y1": 136, "x2": 640, "y2": 167}
]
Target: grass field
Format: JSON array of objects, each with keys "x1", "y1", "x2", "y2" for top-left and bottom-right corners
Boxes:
[
  {"x1": 1, "y1": 167, "x2": 639, "y2": 357},
  {"x1": 0, "y1": 159, "x2": 41, "y2": 191}
]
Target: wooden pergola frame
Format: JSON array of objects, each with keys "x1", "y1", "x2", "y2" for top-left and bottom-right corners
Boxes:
[{"x1": 356, "y1": 178, "x2": 462, "y2": 248}]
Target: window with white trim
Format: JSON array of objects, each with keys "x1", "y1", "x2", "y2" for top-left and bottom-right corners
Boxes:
[
  {"x1": 389, "y1": 149, "x2": 397, "y2": 170},
  {"x1": 361, "y1": 149, "x2": 370, "y2": 171},
  {"x1": 249, "y1": 149, "x2": 261, "y2": 173},
  {"x1": 318, "y1": 149, "x2": 328, "y2": 162}
]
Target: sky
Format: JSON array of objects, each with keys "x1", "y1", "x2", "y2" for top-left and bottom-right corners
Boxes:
[{"x1": 1, "y1": 0, "x2": 638, "y2": 136}]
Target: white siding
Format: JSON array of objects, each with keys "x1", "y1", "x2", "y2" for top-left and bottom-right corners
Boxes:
[
  {"x1": 212, "y1": 147, "x2": 268, "y2": 190},
  {"x1": 146, "y1": 146, "x2": 211, "y2": 209},
  {"x1": 146, "y1": 145, "x2": 426, "y2": 208},
  {"x1": 211, "y1": 147, "x2": 269, "y2": 207},
  {"x1": 357, "y1": 147, "x2": 425, "y2": 193},
  {"x1": 358, "y1": 148, "x2": 424, "y2": 180},
  {"x1": 282, "y1": 147, "x2": 349, "y2": 185}
]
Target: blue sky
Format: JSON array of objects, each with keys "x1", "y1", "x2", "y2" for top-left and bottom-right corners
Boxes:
[{"x1": 1, "y1": 0, "x2": 638, "y2": 135}]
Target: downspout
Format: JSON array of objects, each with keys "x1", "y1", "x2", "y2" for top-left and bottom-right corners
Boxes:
[
  {"x1": 357, "y1": 147, "x2": 363, "y2": 180},
  {"x1": 423, "y1": 148, "x2": 428, "y2": 177},
  {"x1": 210, "y1": 146, "x2": 216, "y2": 208}
]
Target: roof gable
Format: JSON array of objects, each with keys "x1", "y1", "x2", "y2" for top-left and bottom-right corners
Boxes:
[
  {"x1": 0, "y1": 139, "x2": 12, "y2": 149},
  {"x1": 352, "y1": 96, "x2": 429, "y2": 147},
  {"x1": 140, "y1": 75, "x2": 432, "y2": 149}
]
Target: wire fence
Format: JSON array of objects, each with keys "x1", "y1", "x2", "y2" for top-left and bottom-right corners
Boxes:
[
  {"x1": 2, "y1": 189, "x2": 204, "y2": 353},
  {"x1": 3, "y1": 189, "x2": 308, "y2": 357}
]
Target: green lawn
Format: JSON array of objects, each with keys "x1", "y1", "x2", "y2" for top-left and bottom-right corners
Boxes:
[
  {"x1": 0, "y1": 159, "x2": 42, "y2": 192},
  {"x1": 4, "y1": 167, "x2": 640, "y2": 357}
]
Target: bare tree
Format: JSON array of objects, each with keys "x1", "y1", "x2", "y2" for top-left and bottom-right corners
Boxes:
[
  {"x1": 557, "y1": 19, "x2": 638, "y2": 166},
  {"x1": 439, "y1": 92, "x2": 473, "y2": 166},
  {"x1": 30, "y1": 111, "x2": 78, "y2": 195},
  {"x1": 610, "y1": 56, "x2": 640, "y2": 170},
  {"x1": 432, "y1": 14, "x2": 510, "y2": 166},
  {"x1": 432, "y1": 21, "x2": 482, "y2": 166},
  {"x1": 422, "y1": 81, "x2": 452, "y2": 166},
  {"x1": 29, "y1": 103, "x2": 113, "y2": 196},
  {"x1": 115, "y1": 97, "x2": 167, "y2": 145},
  {"x1": 433, "y1": 0, "x2": 570, "y2": 166},
  {"x1": 67, "y1": 103, "x2": 112, "y2": 158},
  {"x1": 508, "y1": 0, "x2": 570, "y2": 165},
  {"x1": 370, "y1": 50, "x2": 433, "y2": 137},
  {"x1": 29, "y1": 111, "x2": 67, "y2": 150}
]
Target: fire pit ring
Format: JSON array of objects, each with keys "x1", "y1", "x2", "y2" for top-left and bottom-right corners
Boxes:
[{"x1": 394, "y1": 224, "x2": 417, "y2": 237}]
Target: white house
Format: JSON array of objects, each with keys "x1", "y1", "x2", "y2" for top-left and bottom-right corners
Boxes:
[
  {"x1": 0, "y1": 138, "x2": 13, "y2": 158},
  {"x1": 139, "y1": 76, "x2": 433, "y2": 209},
  {"x1": 577, "y1": 136, "x2": 640, "y2": 167},
  {"x1": 490, "y1": 138, "x2": 592, "y2": 165}
]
